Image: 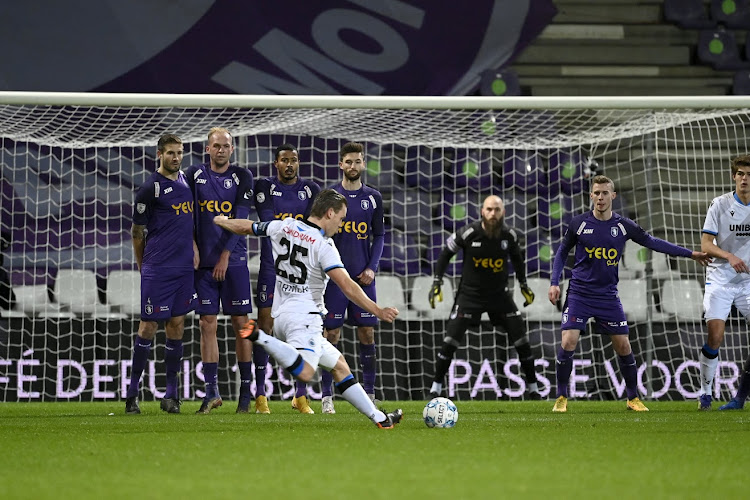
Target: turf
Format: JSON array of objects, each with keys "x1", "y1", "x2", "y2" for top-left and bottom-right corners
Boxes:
[{"x1": 0, "y1": 400, "x2": 747, "y2": 499}]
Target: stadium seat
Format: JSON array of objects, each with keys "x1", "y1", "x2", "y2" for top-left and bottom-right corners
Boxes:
[
  {"x1": 380, "y1": 230, "x2": 423, "y2": 276},
  {"x1": 54, "y1": 269, "x2": 111, "y2": 316},
  {"x1": 512, "y1": 277, "x2": 561, "y2": 322},
  {"x1": 247, "y1": 254, "x2": 261, "y2": 279},
  {"x1": 502, "y1": 150, "x2": 546, "y2": 195},
  {"x1": 449, "y1": 149, "x2": 496, "y2": 191},
  {"x1": 364, "y1": 146, "x2": 400, "y2": 193},
  {"x1": 661, "y1": 279, "x2": 704, "y2": 321},
  {"x1": 618, "y1": 279, "x2": 650, "y2": 322},
  {"x1": 403, "y1": 148, "x2": 444, "y2": 192},
  {"x1": 388, "y1": 187, "x2": 436, "y2": 234},
  {"x1": 664, "y1": 0, "x2": 715, "y2": 28},
  {"x1": 711, "y1": 0, "x2": 750, "y2": 29},
  {"x1": 733, "y1": 69, "x2": 750, "y2": 94},
  {"x1": 537, "y1": 194, "x2": 575, "y2": 237},
  {"x1": 376, "y1": 275, "x2": 418, "y2": 320},
  {"x1": 426, "y1": 231, "x2": 463, "y2": 278},
  {"x1": 622, "y1": 240, "x2": 678, "y2": 279},
  {"x1": 410, "y1": 275, "x2": 455, "y2": 319},
  {"x1": 479, "y1": 68, "x2": 521, "y2": 96},
  {"x1": 548, "y1": 149, "x2": 587, "y2": 195},
  {"x1": 697, "y1": 28, "x2": 750, "y2": 71},
  {"x1": 525, "y1": 231, "x2": 563, "y2": 279},
  {"x1": 14, "y1": 284, "x2": 74, "y2": 318},
  {"x1": 439, "y1": 190, "x2": 481, "y2": 232},
  {"x1": 106, "y1": 270, "x2": 141, "y2": 315}
]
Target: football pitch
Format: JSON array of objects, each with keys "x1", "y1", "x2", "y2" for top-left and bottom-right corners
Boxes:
[{"x1": 0, "y1": 400, "x2": 747, "y2": 500}]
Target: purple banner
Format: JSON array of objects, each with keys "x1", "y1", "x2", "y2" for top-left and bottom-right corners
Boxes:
[{"x1": 1, "y1": 1, "x2": 556, "y2": 95}]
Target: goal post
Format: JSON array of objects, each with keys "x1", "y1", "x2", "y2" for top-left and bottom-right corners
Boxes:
[{"x1": 1, "y1": 92, "x2": 749, "y2": 403}]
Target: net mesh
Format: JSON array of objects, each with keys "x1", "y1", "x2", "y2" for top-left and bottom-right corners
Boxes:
[{"x1": 1, "y1": 100, "x2": 748, "y2": 402}]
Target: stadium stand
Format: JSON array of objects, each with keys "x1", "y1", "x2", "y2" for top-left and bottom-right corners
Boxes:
[
  {"x1": 479, "y1": 68, "x2": 521, "y2": 96},
  {"x1": 710, "y1": 0, "x2": 750, "y2": 29}
]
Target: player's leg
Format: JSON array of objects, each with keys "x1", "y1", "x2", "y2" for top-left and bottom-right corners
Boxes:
[
  {"x1": 159, "y1": 273, "x2": 195, "y2": 414},
  {"x1": 254, "y1": 306, "x2": 273, "y2": 413},
  {"x1": 194, "y1": 268, "x2": 222, "y2": 413},
  {"x1": 430, "y1": 305, "x2": 472, "y2": 397},
  {"x1": 496, "y1": 309, "x2": 541, "y2": 399},
  {"x1": 720, "y1": 350, "x2": 750, "y2": 410},
  {"x1": 700, "y1": 283, "x2": 733, "y2": 409},
  {"x1": 219, "y1": 266, "x2": 253, "y2": 413},
  {"x1": 124, "y1": 319, "x2": 158, "y2": 414},
  {"x1": 232, "y1": 314, "x2": 253, "y2": 412},
  {"x1": 352, "y1": 280, "x2": 379, "y2": 402}
]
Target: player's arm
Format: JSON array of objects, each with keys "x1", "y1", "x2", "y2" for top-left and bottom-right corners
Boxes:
[
  {"x1": 508, "y1": 229, "x2": 534, "y2": 307},
  {"x1": 213, "y1": 215, "x2": 260, "y2": 236},
  {"x1": 359, "y1": 192, "x2": 385, "y2": 285},
  {"x1": 214, "y1": 170, "x2": 254, "y2": 280},
  {"x1": 132, "y1": 224, "x2": 146, "y2": 271},
  {"x1": 327, "y1": 266, "x2": 398, "y2": 322},
  {"x1": 549, "y1": 224, "x2": 576, "y2": 304},
  {"x1": 429, "y1": 232, "x2": 460, "y2": 308},
  {"x1": 628, "y1": 221, "x2": 711, "y2": 266},
  {"x1": 701, "y1": 231, "x2": 745, "y2": 272}
]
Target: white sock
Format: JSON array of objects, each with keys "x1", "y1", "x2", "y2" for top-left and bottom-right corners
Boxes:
[
  {"x1": 340, "y1": 383, "x2": 386, "y2": 423},
  {"x1": 254, "y1": 330, "x2": 300, "y2": 369},
  {"x1": 430, "y1": 381, "x2": 442, "y2": 395},
  {"x1": 699, "y1": 351, "x2": 720, "y2": 396}
]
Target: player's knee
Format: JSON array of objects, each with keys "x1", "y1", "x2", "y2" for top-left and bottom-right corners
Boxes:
[{"x1": 325, "y1": 328, "x2": 341, "y2": 343}]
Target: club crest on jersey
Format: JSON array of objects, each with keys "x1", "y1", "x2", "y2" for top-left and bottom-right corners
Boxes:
[
  {"x1": 361, "y1": 199, "x2": 369, "y2": 210},
  {"x1": 260, "y1": 292, "x2": 267, "y2": 302},
  {"x1": 136, "y1": 203, "x2": 146, "y2": 214},
  {"x1": 224, "y1": 179, "x2": 233, "y2": 189},
  {"x1": 145, "y1": 304, "x2": 153, "y2": 315},
  {"x1": 501, "y1": 240, "x2": 508, "y2": 250},
  {"x1": 298, "y1": 191, "x2": 307, "y2": 200},
  {"x1": 611, "y1": 227, "x2": 618, "y2": 237},
  {"x1": 256, "y1": 192, "x2": 265, "y2": 203}
]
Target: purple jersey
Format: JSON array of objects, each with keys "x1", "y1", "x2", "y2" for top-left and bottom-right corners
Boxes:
[
  {"x1": 132, "y1": 170, "x2": 194, "y2": 271},
  {"x1": 185, "y1": 163, "x2": 254, "y2": 268},
  {"x1": 254, "y1": 176, "x2": 321, "y2": 272},
  {"x1": 329, "y1": 183, "x2": 385, "y2": 275},
  {"x1": 551, "y1": 211, "x2": 692, "y2": 299}
]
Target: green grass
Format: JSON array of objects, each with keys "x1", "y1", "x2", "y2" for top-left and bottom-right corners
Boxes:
[{"x1": 0, "y1": 400, "x2": 748, "y2": 499}]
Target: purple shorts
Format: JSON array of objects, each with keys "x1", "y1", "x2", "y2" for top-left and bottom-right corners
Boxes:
[
  {"x1": 323, "y1": 279, "x2": 378, "y2": 329},
  {"x1": 255, "y1": 265, "x2": 276, "y2": 309},
  {"x1": 140, "y1": 268, "x2": 196, "y2": 321},
  {"x1": 194, "y1": 265, "x2": 252, "y2": 316},
  {"x1": 561, "y1": 292, "x2": 629, "y2": 335}
]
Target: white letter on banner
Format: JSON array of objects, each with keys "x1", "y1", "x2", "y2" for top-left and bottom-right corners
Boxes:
[
  {"x1": 674, "y1": 360, "x2": 700, "y2": 398},
  {"x1": 17, "y1": 349, "x2": 40, "y2": 399},
  {"x1": 570, "y1": 359, "x2": 591, "y2": 398},
  {"x1": 535, "y1": 359, "x2": 552, "y2": 397},
  {"x1": 93, "y1": 360, "x2": 115, "y2": 399},
  {"x1": 503, "y1": 358, "x2": 525, "y2": 398},
  {"x1": 715, "y1": 361, "x2": 739, "y2": 398},
  {"x1": 448, "y1": 359, "x2": 472, "y2": 397},
  {"x1": 0, "y1": 359, "x2": 11, "y2": 386},
  {"x1": 121, "y1": 360, "x2": 133, "y2": 398},
  {"x1": 636, "y1": 360, "x2": 671, "y2": 398},
  {"x1": 194, "y1": 361, "x2": 205, "y2": 399},
  {"x1": 604, "y1": 359, "x2": 626, "y2": 398},
  {"x1": 471, "y1": 358, "x2": 501, "y2": 398},
  {"x1": 57, "y1": 360, "x2": 87, "y2": 398},
  {"x1": 183, "y1": 360, "x2": 191, "y2": 400}
]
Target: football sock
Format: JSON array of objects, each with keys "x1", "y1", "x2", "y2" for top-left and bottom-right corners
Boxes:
[
  {"x1": 433, "y1": 343, "x2": 457, "y2": 383},
  {"x1": 320, "y1": 344, "x2": 337, "y2": 397},
  {"x1": 238, "y1": 361, "x2": 253, "y2": 402},
  {"x1": 736, "y1": 355, "x2": 750, "y2": 401},
  {"x1": 430, "y1": 381, "x2": 443, "y2": 395},
  {"x1": 360, "y1": 342, "x2": 376, "y2": 395},
  {"x1": 202, "y1": 362, "x2": 218, "y2": 399},
  {"x1": 126, "y1": 336, "x2": 152, "y2": 398},
  {"x1": 253, "y1": 329, "x2": 302, "y2": 371},
  {"x1": 295, "y1": 380, "x2": 307, "y2": 398},
  {"x1": 164, "y1": 338, "x2": 183, "y2": 399},
  {"x1": 555, "y1": 348, "x2": 575, "y2": 398},
  {"x1": 253, "y1": 344, "x2": 269, "y2": 396},
  {"x1": 617, "y1": 353, "x2": 638, "y2": 400},
  {"x1": 699, "y1": 344, "x2": 719, "y2": 396},
  {"x1": 336, "y1": 374, "x2": 386, "y2": 424}
]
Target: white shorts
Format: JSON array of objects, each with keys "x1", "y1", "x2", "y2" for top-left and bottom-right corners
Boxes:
[
  {"x1": 703, "y1": 281, "x2": 750, "y2": 321},
  {"x1": 273, "y1": 312, "x2": 341, "y2": 371}
]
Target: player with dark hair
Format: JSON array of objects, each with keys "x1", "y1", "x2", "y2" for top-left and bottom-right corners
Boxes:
[
  {"x1": 699, "y1": 155, "x2": 750, "y2": 410},
  {"x1": 428, "y1": 195, "x2": 542, "y2": 400},
  {"x1": 321, "y1": 142, "x2": 385, "y2": 414},
  {"x1": 185, "y1": 127, "x2": 255, "y2": 414},
  {"x1": 253, "y1": 143, "x2": 320, "y2": 414},
  {"x1": 125, "y1": 133, "x2": 197, "y2": 415},
  {"x1": 548, "y1": 175, "x2": 710, "y2": 413},
  {"x1": 214, "y1": 189, "x2": 403, "y2": 429}
]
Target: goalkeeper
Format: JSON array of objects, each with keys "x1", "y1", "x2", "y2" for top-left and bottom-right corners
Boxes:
[{"x1": 427, "y1": 195, "x2": 542, "y2": 400}]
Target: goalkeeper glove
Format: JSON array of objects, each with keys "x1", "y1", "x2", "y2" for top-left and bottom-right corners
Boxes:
[
  {"x1": 520, "y1": 283, "x2": 535, "y2": 307},
  {"x1": 428, "y1": 276, "x2": 443, "y2": 309}
]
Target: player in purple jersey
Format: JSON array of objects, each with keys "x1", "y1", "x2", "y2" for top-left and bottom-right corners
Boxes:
[
  {"x1": 124, "y1": 133, "x2": 197, "y2": 415},
  {"x1": 321, "y1": 142, "x2": 385, "y2": 414},
  {"x1": 548, "y1": 175, "x2": 710, "y2": 413},
  {"x1": 185, "y1": 128, "x2": 255, "y2": 414},
  {"x1": 253, "y1": 143, "x2": 320, "y2": 414}
]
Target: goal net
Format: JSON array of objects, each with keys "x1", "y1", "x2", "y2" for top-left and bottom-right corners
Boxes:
[{"x1": 1, "y1": 93, "x2": 749, "y2": 402}]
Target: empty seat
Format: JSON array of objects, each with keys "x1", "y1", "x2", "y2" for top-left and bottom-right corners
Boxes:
[
  {"x1": 426, "y1": 231, "x2": 463, "y2": 278},
  {"x1": 106, "y1": 270, "x2": 141, "y2": 315},
  {"x1": 503, "y1": 193, "x2": 532, "y2": 233},
  {"x1": 380, "y1": 230, "x2": 423, "y2": 276},
  {"x1": 661, "y1": 279, "x2": 704, "y2": 321},
  {"x1": 479, "y1": 68, "x2": 521, "y2": 96},
  {"x1": 410, "y1": 275, "x2": 455, "y2": 319},
  {"x1": 512, "y1": 277, "x2": 561, "y2": 322},
  {"x1": 711, "y1": 0, "x2": 750, "y2": 29},
  {"x1": 403, "y1": 148, "x2": 444, "y2": 192},
  {"x1": 618, "y1": 278, "x2": 664, "y2": 322},
  {"x1": 376, "y1": 275, "x2": 418, "y2": 320},
  {"x1": 14, "y1": 284, "x2": 74, "y2": 318},
  {"x1": 54, "y1": 269, "x2": 109, "y2": 315},
  {"x1": 537, "y1": 194, "x2": 575, "y2": 237},
  {"x1": 388, "y1": 187, "x2": 436, "y2": 234},
  {"x1": 364, "y1": 146, "x2": 400, "y2": 193},
  {"x1": 502, "y1": 150, "x2": 546, "y2": 194},
  {"x1": 665, "y1": 0, "x2": 715, "y2": 28},
  {"x1": 439, "y1": 190, "x2": 481, "y2": 232},
  {"x1": 247, "y1": 254, "x2": 262, "y2": 279},
  {"x1": 526, "y1": 231, "x2": 561, "y2": 279},
  {"x1": 622, "y1": 240, "x2": 678, "y2": 279},
  {"x1": 697, "y1": 28, "x2": 750, "y2": 70}
]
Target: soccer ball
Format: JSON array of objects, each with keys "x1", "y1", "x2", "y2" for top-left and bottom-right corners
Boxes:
[{"x1": 423, "y1": 397, "x2": 458, "y2": 428}]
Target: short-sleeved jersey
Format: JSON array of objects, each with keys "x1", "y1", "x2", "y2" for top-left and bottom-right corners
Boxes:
[
  {"x1": 445, "y1": 220, "x2": 525, "y2": 303},
  {"x1": 552, "y1": 211, "x2": 692, "y2": 299},
  {"x1": 255, "y1": 218, "x2": 344, "y2": 318},
  {"x1": 702, "y1": 192, "x2": 750, "y2": 285},
  {"x1": 132, "y1": 170, "x2": 194, "y2": 271},
  {"x1": 254, "y1": 177, "x2": 321, "y2": 271},
  {"x1": 185, "y1": 163, "x2": 254, "y2": 268},
  {"x1": 329, "y1": 183, "x2": 384, "y2": 275}
]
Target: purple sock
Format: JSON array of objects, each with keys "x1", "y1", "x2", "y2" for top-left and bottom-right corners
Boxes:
[
  {"x1": 360, "y1": 343, "x2": 376, "y2": 395},
  {"x1": 203, "y1": 362, "x2": 218, "y2": 399},
  {"x1": 555, "y1": 347, "x2": 575, "y2": 398},
  {"x1": 164, "y1": 338, "x2": 183, "y2": 399},
  {"x1": 295, "y1": 380, "x2": 307, "y2": 398},
  {"x1": 736, "y1": 360, "x2": 750, "y2": 401},
  {"x1": 253, "y1": 344, "x2": 269, "y2": 396},
  {"x1": 238, "y1": 361, "x2": 253, "y2": 400},
  {"x1": 321, "y1": 343, "x2": 337, "y2": 397},
  {"x1": 618, "y1": 353, "x2": 638, "y2": 400},
  {"x1": 126, "y1": 336, "x2": 152, "y2": 398}
]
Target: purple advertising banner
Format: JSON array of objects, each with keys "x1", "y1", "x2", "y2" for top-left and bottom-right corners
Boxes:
[{"x1": 1, "y1": 1, "x2": 556, "y2": 95}]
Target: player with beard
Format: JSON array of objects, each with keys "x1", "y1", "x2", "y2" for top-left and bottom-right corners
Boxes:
[{"x1": 427, "y1": 195, "x2": 542, "y2": 400}]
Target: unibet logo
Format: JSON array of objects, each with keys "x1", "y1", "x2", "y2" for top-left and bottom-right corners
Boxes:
[
  {"x1": 367, "y1": 160, "x2": 381, "y2": 176},
  {"x1": 171, "y1": 201, "x2": 194, "y2": 215},
  {"x1": 472, "y1": 257, "x2": 504, "y2": 272},
  {"x1": 198, "y1": 200, "x2": 233, "y2": 213}
]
